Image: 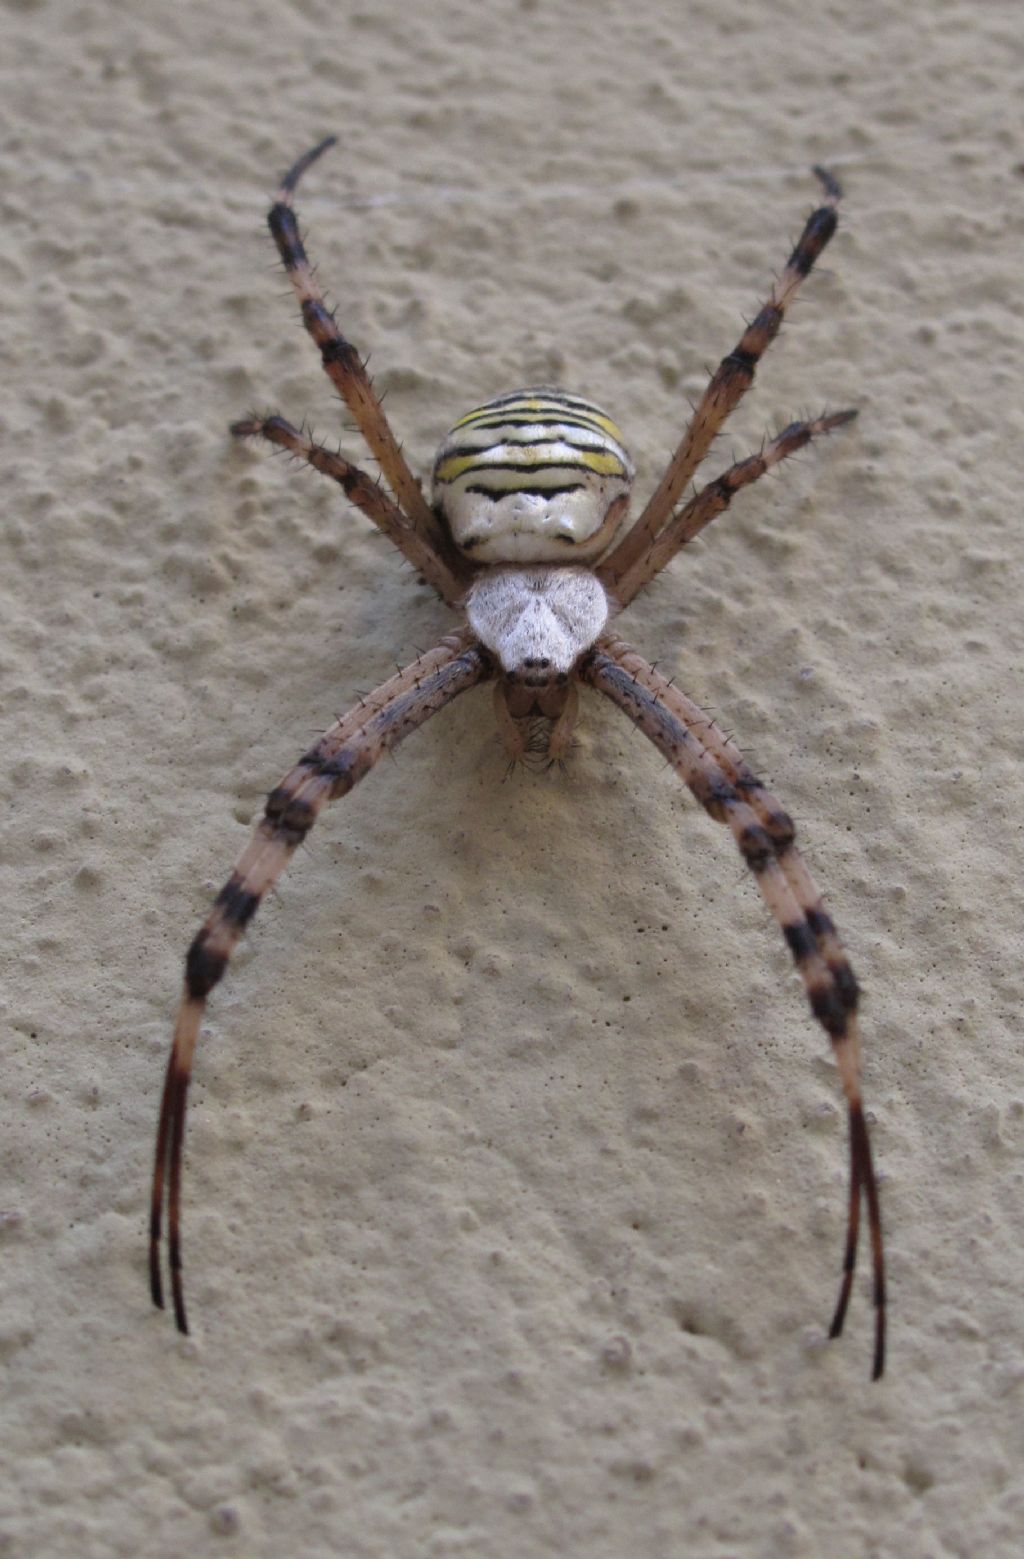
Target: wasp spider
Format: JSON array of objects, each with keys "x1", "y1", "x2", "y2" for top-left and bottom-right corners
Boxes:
[{"x1": 150, "y1": 139, "x2": 886, "y2": 1379}]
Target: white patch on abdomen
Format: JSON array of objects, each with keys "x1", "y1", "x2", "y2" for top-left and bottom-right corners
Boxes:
[{"x1": 466, "y1": 566, "x2": 610, "y2": 681}]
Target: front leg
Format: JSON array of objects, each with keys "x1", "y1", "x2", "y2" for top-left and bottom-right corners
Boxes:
[
  {"x1": 599, "y1": 168, "x2": 844, "y2": 594},
  {"x1": 267, "y1": 138, "x2": 444, "y2": 550}
]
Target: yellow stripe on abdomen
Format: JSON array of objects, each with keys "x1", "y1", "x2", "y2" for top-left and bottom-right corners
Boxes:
[{"x1": 433, "y1": 386, "x2": 635, "y2": 564}]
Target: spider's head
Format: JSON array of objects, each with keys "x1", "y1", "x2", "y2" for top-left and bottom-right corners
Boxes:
[{"x1": 432, "y1": 387, "x2": 634, "y2": 564}]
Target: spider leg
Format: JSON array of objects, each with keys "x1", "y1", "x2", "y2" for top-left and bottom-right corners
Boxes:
[
  {"x1": 580, "y1": 636, "x2": 885, "y2": 1380},
  {"x1": 264, "y1": 137, "x2": 448, "y2": 557},
  {"x1": 150, "y1": 630, "x2": 492, "y2": 1333},
  {"x1": 606, "y1": 410, "x2": 857, "y2": 607},
  {"x1": 600, "y1": 169, "x2": 844, "y2": 595},
  {"x1": 593, "y1": 643, "x2": 883, "y2": 1353},
  {"x1": 230, "y1": 414, "x2": 470, "y2": 607}
]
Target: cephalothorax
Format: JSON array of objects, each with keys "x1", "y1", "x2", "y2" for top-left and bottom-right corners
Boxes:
[{"x1": 151, "y1": 139, "x2": 886, "y2": 1378}]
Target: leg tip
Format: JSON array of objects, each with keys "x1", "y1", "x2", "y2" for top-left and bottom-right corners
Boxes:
[
  {"x1": 811, "y1": 165, "x2": 844, "y2": 203},
  {"x1": 149, "y1": 1245, "x2": 165, "y2": 1311},
  {"x1": 279, "y1": 135, "x2": 338, "y2": 196}
]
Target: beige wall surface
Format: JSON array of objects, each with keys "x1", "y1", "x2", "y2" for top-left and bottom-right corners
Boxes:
[{"x1": 2, "y1": 1, "x2": 1021, "y2": 1555}]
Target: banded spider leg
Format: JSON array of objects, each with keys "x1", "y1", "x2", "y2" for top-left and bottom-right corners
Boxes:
[
  {"x1": 582, "y1": 636, "x2": 885, "y2": 1379},
  {"x1": 150, "y1": 632, "x2": 492, "y2": 1333},
  {"x1": 600, "y1": 167, "x2": 844, "y2": 596}
]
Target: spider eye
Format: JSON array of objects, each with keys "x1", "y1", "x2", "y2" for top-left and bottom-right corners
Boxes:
[{"x1": 432, "y1": 387, "x2": 634, "y2": 563}]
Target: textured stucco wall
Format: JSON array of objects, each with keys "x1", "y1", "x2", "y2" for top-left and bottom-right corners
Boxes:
[{"x1": 3, "y1": 1, "x2": 1022, "y2": 1554}]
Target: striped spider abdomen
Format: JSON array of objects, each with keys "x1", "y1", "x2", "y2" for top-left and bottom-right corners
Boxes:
[{"x1": 433, "y1": 387, "x2": 635, "y2": 563}]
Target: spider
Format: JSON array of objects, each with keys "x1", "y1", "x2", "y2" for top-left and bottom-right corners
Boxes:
[{"x1": 150, "y1": 137, "x2": 886, "y2": 1379}]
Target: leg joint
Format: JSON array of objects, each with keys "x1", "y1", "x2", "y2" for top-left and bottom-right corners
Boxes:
[
  {"x1": 783, "y1": 920, "x2": 819, "y2": 964},
  {"x1": 737, "y1": 821, "x2": 775, "y2": 872},
  {"x1": 788, "y1": 207, "x2": 838, "y2": 274},
  {"x1": 268, "y1": 203, "x2": 304, "y2": 265},
  {"x1": 264, "y1": 787, "x2": 315, "y2": 843},
  {"x1": 320, "y1": 336, "x2": 361, "y2": 372},
  {"x1": 185, "y1": 933, "x2": 228, "y2": 1000},
  {"x1": 761, "y1": 806, "x2": 796, "y2": 849},
  {"x1": 834, "y1": 961, "x2": 860, "y2": 1013},
  {"x1": 213, "y1": 878, "x2": 260, "y2": 931},
  {"x1": 810, "y1": 984, "x2": 850, "y2": 1038}
]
